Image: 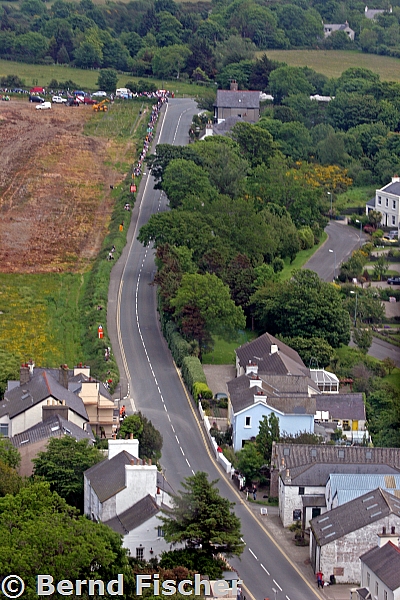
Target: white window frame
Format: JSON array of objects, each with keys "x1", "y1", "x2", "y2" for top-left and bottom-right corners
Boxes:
[
  {"x1": 392, "y1": 215, "x2": 396, "y2": 225},
  {"x1": 378, "y1": 196, "x2": 382, "y2": 205},
  {"x1": 393, "y1": 199, "x2": 397, "y2": 209},
  {"x1": 136, "y1": 547, "x2": 145, "y2": 560},
  {"x1": 244, "y1": 416, "x2": 251, "y2": 428},
  {"x1": 0, "y1": 423, "x2": 9, "y2": 437}
]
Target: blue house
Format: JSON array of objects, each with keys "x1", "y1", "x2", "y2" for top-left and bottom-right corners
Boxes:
[{"x1": 227, "y1": 333, "x2": 319, "y2": 452}]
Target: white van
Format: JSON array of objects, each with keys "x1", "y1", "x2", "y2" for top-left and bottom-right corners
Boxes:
[{"x1": 36, "y1": 101, "x2": 51, "y2": 110}]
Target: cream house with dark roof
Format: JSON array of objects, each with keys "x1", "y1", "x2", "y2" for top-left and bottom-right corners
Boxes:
[
  {"x1": 366, "y1": 175, "x2": 400, "y2": 235},
  {"x1": 357, "y1": 541, "x2": 400, "y2": 600},
  {"x1": 84, "y1": 438, "x2": 175, "y2": 561}
]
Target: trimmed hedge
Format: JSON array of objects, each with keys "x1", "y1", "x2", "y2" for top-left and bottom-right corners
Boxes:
[{"x1": 181, "y1": 356, "x2": 207, "y2": 395}]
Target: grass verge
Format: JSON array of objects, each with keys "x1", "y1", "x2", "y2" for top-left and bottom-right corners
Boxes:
[{"x1": 280, "y1": 231, "x2": 328, "y2": 280}]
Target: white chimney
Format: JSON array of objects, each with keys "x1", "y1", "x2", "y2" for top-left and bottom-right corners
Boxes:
[
  {"x1": 246, "y1": 361, "x2": 258, "y2": 375},
  {"x1": 249, "y1": 377, "x2": 261, "y2": 388},
  {"x1": 392, "y1": 175, "x2": 400, "y2": 183},
  {"x1": 271, "y1": 344, "x2": 278, "y2": 354},
  {"x1": 254, "y1": 390, "x2": 267, "y2": 403}
]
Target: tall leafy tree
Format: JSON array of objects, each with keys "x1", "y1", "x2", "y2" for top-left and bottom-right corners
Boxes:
[
  {"x1": 118, "y1": 412, "x2": 163, "y2": 463},
  {"x1": 236, "y1": 443, "x2": 264, "y2": 484},
  {"x1": 251, "y1": 270, "x2": 351, "y2": 347},
  {"x1": 0, "y1": 435, "x2": 20, "y2": 469},
  {"x1": 160, "y1": 471, "x2": 245, "y2": 557},
  {"x1": 33, "y1": 437, "x2": 104, "y2": 511},
  {"x1": 256, "y1": 413, "x2": 280, "y2": 463},
  {"x1": 0, "y1": 482, "x2": 133, "y2": 599}
]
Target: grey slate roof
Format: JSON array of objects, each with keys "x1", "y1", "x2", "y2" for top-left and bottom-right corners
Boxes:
[
  {"x1": 213, "y1": 116, "x2": 244, "y2": 134},
  {"x1": 286, "y1": 462, "x2": 400, "y2": 487},
  {"x1": 1, "y1": 369, "x2": 88, "y2": 421},
  {"x1": 11, "y1": 414, "x2": 94, "y2": 447},
  {"x1": 272, "y1": 443, "x2": 400, "y2": 472},
  {"x1": 310, "y1": 488, "x2": 400, "y2": 546},
  {"x1": 236, "y1": 332, "x2": 309, "y2": 376},
  {"x1": 381, "y1": 181, "x2": 400, "y2": 195},
  {"x1": 316, "y1": 393, "x2": 365, "y2": 420},
  {"x1": 360, "y1": 542, "x2": 400, "y2": 591},
  {"x1": 85, "y1": 450, "x2": 144, "y2": 503},
  {"x1": 215, "y1": 90, "x2": 260, "y2": 109},
  {"x1": 157, "y1": 470, "x2": 175, "y2": 497},
  {"x1": 355, "y1": 588, "x2": 371, "y2": 599},
  {"x1": 104, "y1": 494, "x2": 160, "y2": 535},
  {"x1": 228, "y1": 373, "x2": 316, "y2": 416}
]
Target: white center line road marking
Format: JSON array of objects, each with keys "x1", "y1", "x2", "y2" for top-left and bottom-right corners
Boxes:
[
  {"x1": 249, "y1": 548, "x2": 258, "y2": 560},
  {"x1": 260, "y1": 564, "x2": 270, "y2": 576},
  {"x1": 273, "y1": 580, "x2": 282, "y2": 592},
  {"x1": 286, "y1": 596, "x2": 291, "y2": 600}
]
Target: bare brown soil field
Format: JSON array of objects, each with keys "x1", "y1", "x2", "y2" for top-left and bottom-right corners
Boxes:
[{"x1": 0, "y1": 100, "x2": 118, "y2": 273}]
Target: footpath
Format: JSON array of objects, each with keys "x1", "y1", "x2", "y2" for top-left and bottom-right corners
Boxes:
[{"x1": 244, "y1": 500, "x2": 356, "y2": 600}]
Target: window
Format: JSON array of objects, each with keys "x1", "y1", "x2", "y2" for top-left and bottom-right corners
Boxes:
[
  {"x1": 393, "y1": 199, "x2": 397, "y2": 210},
  {"x1": 386, "y1": 198, "x2": 389, "y2": 207},
  {"x1": 299, "y1": 487, "x2": 305, "y2": 495},
  {"x1": 293, "y1": 509, "x2": 301, "y2": 521},
  {"x1": 393, "y1": 215, "x2": 396, "y2": 225},
  {"x1": 157, "y1": 527, "x2": 164, "y2": 537},
  {"x1": 378, "y1": 196, "x2": 382, "y2": 205},
  {"x1": 312, "y1": 508, "x2": 321, "y2": 519},
  {"x1": 384, "y1": 591, "x2": 388, "y2": 600},
  {"x1": 375, "y1": 582, "x2": 379, "y2": 595},
  {"x1": 0, "y1": 423, "x2": 8, "y2": 437},
  {"x1": 136, "y1": 547, "x2": 144, "y2": 560},
  {"x1": 245, "y1": 416, "x2": 251, "y2": 427},
  {"x1": 367, "y1": 572, "x2": 370, "y2": 586}
]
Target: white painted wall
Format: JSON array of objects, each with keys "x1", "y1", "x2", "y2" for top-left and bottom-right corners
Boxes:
[
  {"x1": 279, "y1": 479, "x2": 326, "y2": 527},
  {"x1": 122, "y1": 514, "x2": 172, "y2": 561},
  {"x1": 108, "y1": 438, "x2": 139, "y2": 459},
  {"x1": 116, "y1": 464, "x2": 158, "y2": 515}
]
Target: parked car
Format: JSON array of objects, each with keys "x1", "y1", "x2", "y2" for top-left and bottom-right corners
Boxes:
[
  {"x1": 36, "y1": 102, "x2": 51, "y2": 110},
  {"x1": 214, "y1": 392, "x2": 228, "y2": 400},
  {"x1": 92, "y1": 91, "x2": 107, "y2": 97},
  {"x1": 52, "y1": 95, "x2": 67, "y2": 103},
  {"x1": 387, "y1": 276, "x2": 400, "y2": 285},
  {"x1": 29, "y1": 95, "x2": 44, "y2": 103},
  {"x1": 83, "y1": 96, "x2": 96, "y2": 105}
]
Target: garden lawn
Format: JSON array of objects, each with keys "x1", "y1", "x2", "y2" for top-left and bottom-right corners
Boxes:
[
  {"x1": 335, "y1": 186, "x2": 376, "y2": 213},
  {"x1": 202, "y1": 330, "x2": 258, "y2": 364}
]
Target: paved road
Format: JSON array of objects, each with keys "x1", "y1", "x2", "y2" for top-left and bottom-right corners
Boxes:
[
  {"x1": 108, "y1": 98, "x2": 321, "y2": 600},
  {"x1": 304, "y1": 220, "x2": 365, "y2": 282},
  {"x1": 305, "y1": 221, "x2": 400, "y2": 365}
]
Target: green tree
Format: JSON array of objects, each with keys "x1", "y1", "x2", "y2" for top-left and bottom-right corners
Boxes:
[
  {"x1": 230, "y1": 121, "x2": 276, "y2": 167},
  {"x1": 236, "y1": 442, "x2": 264, "y2": 484},
  {"x1": 152, "y1": 44, "x2": 191, "y2": 78},
  {"x1": 170, "y1": 273, "x2": 246, "y2": 354},
  {"x1": 255, "y1": 413, "x2": 280, "y2": 463},
  {"x1": 160, "y1": 471, "x2": 244, "y2": 557},
  {"x1": 373, "y1": 255, "x2": 389, "y2": 281},
  {"x1": 97, "y1": 68, "x2": 118, "y2": 93},
  {"x1": 251, "y1": 270, "x2": 351, "y2": 347},
  {"x1": 162, "y1": 159, "x2": 217, "y2": 209},
  {"x1": 118, "y1": 412, "x2": 163, "y2": 463},
  {"x1": 269, "y1": 65, "x2": 314, "y2": 104},
  {"x1": 353, "y1": 325, "x2": 373, "y2": 354},
  {"x1": 0, "y1": 461, "x2": 23, "y2": 497},
  {"x1": 32, "y1": 437, "x2": 104, "y2": 511},
  {"x1": 0, "y1": 435, "x2": 21, "y2": 469},
  {"x1": 278, "y1": 336, "x2": 334, "y2": 369},
  {"x1": 0, "y1": 482, "x2": 133, "y2": 599},
  {"x1": 0, "y1": 349, "x2": 20, "y2": 397}
]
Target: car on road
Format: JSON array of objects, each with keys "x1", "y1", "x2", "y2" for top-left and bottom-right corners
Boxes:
[
  {"x1": 387, "y1": 276, "x2": 400, "y2": 285},
  {"x1": 29, "y1": 95, "x2": 45, "y2": 103},
  {"x1": 36, "y1": 101, "x2": 51, "y2": 110},
  {"x1": 52, "y1": 95, "x2": 67, "y2": 103},
  {"x1": 92, "y1": 91, "x2": 107, "y2": 97}
]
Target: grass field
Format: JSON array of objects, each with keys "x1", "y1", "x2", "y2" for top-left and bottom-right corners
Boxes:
[
  {"x1": 335, "y1": 186, "x2": 376, "y2": 213},
  {"x1": 280, "y1": 231, "x2": 328, "y2": 280},
  {"x1": 261, "y1": 49, "x2": 400, "y2": 81},
  {"x1": 0, "y1": 59, "x2": 207, "y2": 97}
]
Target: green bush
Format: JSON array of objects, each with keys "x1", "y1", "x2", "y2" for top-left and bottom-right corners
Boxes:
[
  {"x1": 160, "y1": 549, "x2": 225, "y2": 579},
  {"x1": 181, "y1": 356, "x2": 207, "y2": 395},
  {"x1": 193, "y1": 381, "x2": 213, "y2": 401}
]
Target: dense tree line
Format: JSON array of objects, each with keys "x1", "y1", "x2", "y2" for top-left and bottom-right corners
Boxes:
[{"x1": 2, "y1": 0, "x2": 400, "y2": 73}]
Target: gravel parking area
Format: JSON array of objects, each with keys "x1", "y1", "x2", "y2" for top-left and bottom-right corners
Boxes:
[{"x1": 202, "y1": 364, "x2": 236, "y2": 396}]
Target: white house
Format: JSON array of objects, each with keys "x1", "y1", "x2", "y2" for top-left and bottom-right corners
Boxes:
[
  {"x1": 84, "y1": 438, "x2": 175, "y2": 561},
  {"x1": 324, "y1": 22, "x2": 355, "y2": 40},
  {"x1": 356, "y1": 540, "x2": 400, "y2": 600},
  {"x1": 309, "y1": 488, "x2": 400, "y2": 584},
  {"x1": 364, "y1": 5, "x2": 392, "y2": 19},
  {"x1": 366, "y1": 175, "x2": 400, "y2": 235}
]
